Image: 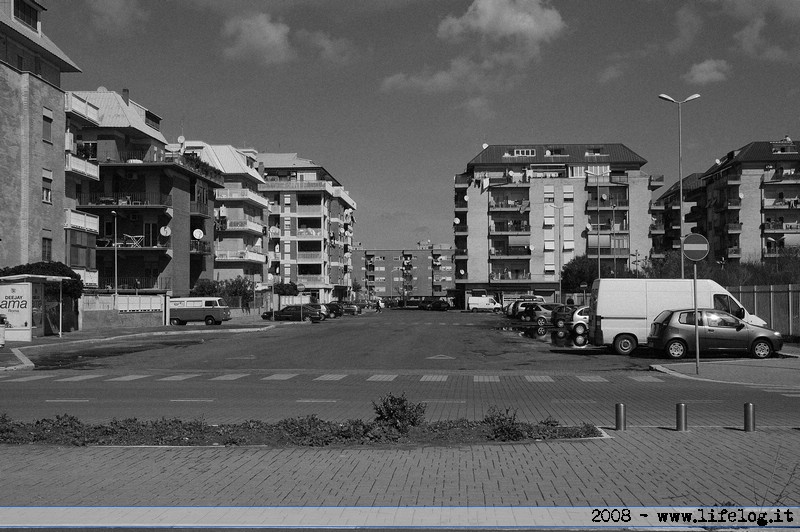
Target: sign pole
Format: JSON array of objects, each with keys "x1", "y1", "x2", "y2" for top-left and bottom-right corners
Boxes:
[
  {"x1": 693, "y1": 262, "x2": 699, "y2": 375},
  {"x1": 682, "y1": 233, "x2": 709, "y2": 376}
]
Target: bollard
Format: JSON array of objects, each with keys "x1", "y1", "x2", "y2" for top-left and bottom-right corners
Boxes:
[
  {"x1": 615, "y1": 403, "x2": 626, "y2": 431},
  {"x1": 676, "y1": 403, "x2": 688, "y2": 432},
  {"x1": 744, "y1": 403, "x2": 755, "y2": 432}
]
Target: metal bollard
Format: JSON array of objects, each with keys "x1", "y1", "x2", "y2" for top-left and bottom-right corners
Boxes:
[
  {"x1": 676, "y1": 403, "x2": 688, "y2": 432},
  {"x1": 615, "y1": 403, "x2": 626, "y2": 431},
  {"x1": 744, "y1": 403, "x2": 755, "y2": 432}
]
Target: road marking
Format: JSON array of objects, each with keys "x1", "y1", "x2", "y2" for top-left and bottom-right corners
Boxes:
[
  {"x1": 106, "y1": 375, "x2": 150, "y2": 381},
  {"x1": 262, "y1": 374, "x2": 298, "y2": 380},
  {"x1": 4, "y1": 375, "x2": 56, "y2": 382},
  {"x1": 422, "y1": 400, "x2": 466, "y2": 404},
  {"x1": 314, "y1": 374, "x2": 347, "y2": 381},
  {"x1": 474, "y1": 376, "x2": 499, "y2": 382},
  {"x1": 159, "y1": 374, "x2": 202, "y2": 381},
  {"x1": 45, "y1": 399, "x2": 90, "y2": 403},
  {"x1": 525, "y1": 375, "x2": 554, "y2": 382},
  {"x1": 367, "y1": 375, "x2": 397, "y2": 381},
  {"x1": 53, "y1": 375, "x2": 106, "y2": 382},
  {"x1": 210, "y1": 374, "x2": 250, "y2": 381},
  {"x1": 420, "y1": 375, "x2": 447, "y2": 382},
  {"x1": 170, "y1": 399, "x2": 214, "y2": 402},
  {"x1": 782, "y1": 394, "x2": 800, "y2": 397},
  {"x1": 427, "y1": 355, "x2": 454, "y2": 360},
  {"x1": 629, "y1": 375, "x2": 663, "y2": 382},
  {"x1": 577, "y1": 376, "x2": 608, "y2": 382},
  {"x1": 297, "y1": 399, "x2": 337, "y2": 403}
]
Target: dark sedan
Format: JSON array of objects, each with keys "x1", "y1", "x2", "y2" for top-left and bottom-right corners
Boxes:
[
  {"x1": 340, "y1": 302, "x2": 362, "y2": 315},
  {"x1": 262, "y1": 305, "x2": 323, "y2": 322},
  {"x1": 325, "y1": 302, "x2": 345, "y2": 317},
  {"x1": 429, "y1": 300, "x2": 451, "y2": 311},
  {"x1": 647, "y1": 308, "x2": 782, "y2": 359}
]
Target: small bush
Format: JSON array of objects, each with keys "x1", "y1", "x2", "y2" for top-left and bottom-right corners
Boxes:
[
  {"x1": 372, "y1": 393, "x2": 426, "y2": 434},
  {"x1": 483, "y1": 406, "x2": 527, "y2": 441}
]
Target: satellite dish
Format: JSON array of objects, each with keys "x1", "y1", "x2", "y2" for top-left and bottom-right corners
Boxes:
[
  {"x1": 715, "y1": 159, "x2": 721, "y2": 165},
  {"x1": 601, "y1": 193, "x2": 608, "y2": 201},
  {"x1": 464, "y1": 195, "x2": 469, "y2": 201},
  {"x1": 159, "y1": 226, "x2": 171, "y2": 237},
  {"x1": 739, "y1": 192, "x2": 745, "y2": 199},
  {"x1": 454, "y1": 217, "x2": 461, "y2": 224},
  {"x1": 482, "y1": 143, "x2": 489, "y2": 150},
  {"x1": 586, "y1": 223, "x2": 593, "y2": 231},
  {"x1": 177, "y1": 135, "x2": 186, "y2": 145},
  {"x1": 192, "y1": 229, "x2": 204, "y2": 239},
  {"x1": 165, "y1": 143, "x2": 182, "y2": 153},
  {"x1": 459, "y1": 269, "x2": 465, "y2": 275}
]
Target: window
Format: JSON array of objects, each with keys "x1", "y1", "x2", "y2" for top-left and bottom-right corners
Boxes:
[
  {"x1": 41, "y1": 237, "x2": 52, "y2": 262},
  {"x1": 543, "y1": 185, "x2": 554, "y2": 203},
  {"x1": 14, "y1": 0, "x2": 38, "y2": 29},
  {"x1": 678, "y1": 311, "x2": 698, "y2": 326},
  {"x1": 42, "y1": 108, "x2": 53, "y2": 143},
  {"x1": 42, "y1": 178, "x2": 52, "y2": 203},
  {"x1": 513, "y1": 149, "x2": 535, "y2": 157},
  {"x1": 563, "y1": 185, "x2": 574, "y2": 202}
]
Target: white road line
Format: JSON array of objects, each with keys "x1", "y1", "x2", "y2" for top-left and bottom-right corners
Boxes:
[
  {"x1": 367, "y1": 375, "x2": 397, "y2": 381},
  {"x1": 420, "y1": 375, "x2": 447, "y2": 382},
  {"x1": 210, "y1": 374, "x2": 250, "y2": 381},
  {"x1": 4, "y1": 375, "x2": 56, "y2": 382},
  {"x1": 577, "y1": 376, "x2": 608, "y2": 382},
  {"x1": 53, "y1": 375, "x2": 106, "y2": 382},
  {"x1": 158, "y1": 374, "x2": 202, "y2": 381},
  {"x1": 525, "y1": 376, "x2": 554, "y2": 382},
  {"x1": 314, "y1": 374, "x2": 347, "y2": 381},
  {"x1": 782, "y1": 394, "x2": 800, "y2": 397},
  {"x1": 106, "y1": 375, "x2": 150, "y2": 381},
  {"x1": 170, "y1": 399, "x2": 214, "y2": 402},
  {"x1": 45, "y1": 399, "x2": 90, "y2": 403},
  {"x1": 629, "y1": 376, "x2": 664, "y2": 382},
  {"x1": 297, "y1": 399, "x2": 337, "y2": 403},
  {"x1": 262, "y1": 374, "x2": 298, "y2": 380},
  {"x1": 474, "y1": 376, "x2": 499, "y2": 382}
]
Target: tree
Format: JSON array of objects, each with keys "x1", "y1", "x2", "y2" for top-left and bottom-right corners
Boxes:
[
  {"x1": 560, "y1": 255, "x2": 597, "y2": 292},
  {"x1": 219, "y1": 276, "x2": 253, "y2": 304},
  {"x1": 0, "y1": 261, "x2": 83, "y2": 299},
  {"x1": 190, "y1": 279, "x2": 218, "y2": 296},
  {"x1": 351, "y1": 279, "x2": 362, "y2": 295},
  {"x1": 273, "y1": 282, "x2": 299, "y2": 296}
]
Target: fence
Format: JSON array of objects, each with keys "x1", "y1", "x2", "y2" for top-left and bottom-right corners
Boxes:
[{"x1": 726, "y1": 284, "x2": 800, "y2": 337}]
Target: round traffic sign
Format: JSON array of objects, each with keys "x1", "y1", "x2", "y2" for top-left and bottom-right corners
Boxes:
[{"x1": 683, "y1": 233, "x2": 709, "y2": 261}]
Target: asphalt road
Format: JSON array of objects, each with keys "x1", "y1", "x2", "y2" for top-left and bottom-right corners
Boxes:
[{"x1": 1, "y1": 310, "x2": 797, "y2": 427}]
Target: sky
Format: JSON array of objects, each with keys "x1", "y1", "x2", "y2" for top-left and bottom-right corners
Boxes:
[{"x1": 43, "y1": 0, "x2": 800, "y2": 249}]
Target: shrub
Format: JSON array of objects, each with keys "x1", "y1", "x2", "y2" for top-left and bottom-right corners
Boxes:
[
  {"x1": 483, "y1": 406, "x2": 527, "y2": 441},
  {"x1": 372, "y1": 392, "x2": 426, "y2": 434}
]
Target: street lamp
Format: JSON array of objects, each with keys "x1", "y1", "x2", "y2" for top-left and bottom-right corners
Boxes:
[
  {"x1": 658, "y1": 93, "x2": 700, "y2": 279},
  {"x1": 551, "y1": 204, "x2": 564, "y2": 302},
  {"x1": 585, "y1": 170, "x2": 611, "y2": 279},
  {"x1": 111, "y1": 210, "x2": 118, "y2": 296}
]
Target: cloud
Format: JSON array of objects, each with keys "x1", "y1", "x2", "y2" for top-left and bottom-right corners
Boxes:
[
  {"x1": 460, "y1": 96, "x2": 496, "y2": 121},
  {"x1": 666, "y1": 5, "x2": 702, "y2": 54},
  {"x1": 598, "y1": 64, "x2": 624, "y2": 84},
  {"x1": 84, "y1": 0, "x2": 149, "y2": 35},
  {"x1": 296, "y1": 30, "x2": 358, "y2": 65},
  {"x1": 222, "y1": 13, "x2": 296, "y2": 65},
  {"x1": 682, "y1": 59, "x2": 731, "y2": 84},
  {"x1": 732, "y1": 16, "x2": 791, "y2": 62}
]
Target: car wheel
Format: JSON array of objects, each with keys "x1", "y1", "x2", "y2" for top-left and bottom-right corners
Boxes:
[
  {"x1": 613, "y1": 334, "x2": 637, "y2": 356},
  {"x1": 205, "y1": 316, "x2": 216, "y2": 326},
  {"x1": 536, "y1": 317, "x2": 547, "y2": 327},
  {"x1": 665, "y1": 339, "x2": 687, "y2": 359},
  {"x1": 573, "y1": 323, "x2": 587, "y2": 335},
  {"x1": 572, "y1": 334, "x2": 588, "y2": 347},
  {"x1": 555, "y1": 318, "x2": 566, "y2": 328},
  {"x1": 169, "y1": 318, "x2": 184, "y2": 326},
  {"x1": 471, "y1": 308, "x2": 477, "y2": 313},
  {"x1": 303, "y1": 315, "x2": 313, "y2": 322},
  {"x1": 751, "y1": 339, "x2": 773, "y2": 359}
]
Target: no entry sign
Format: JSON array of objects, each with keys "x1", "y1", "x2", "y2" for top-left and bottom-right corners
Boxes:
[{"x1": 683, "y1": 233, "x2": 709, "y2": 262}]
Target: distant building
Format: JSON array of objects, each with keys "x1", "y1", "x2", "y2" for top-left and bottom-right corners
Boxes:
[
  {"x1": 453, "y1": 143, "x2": 657, "y2": 305},
  {"x1": 256, "y1": 153, "x2": 356, "y2": 302},
  {"x1": 351, "y1": 244, "x2": 455, "y2": 301}
]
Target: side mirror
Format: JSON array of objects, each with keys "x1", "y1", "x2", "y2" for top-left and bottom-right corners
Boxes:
[
  {"x1": 736, "y1": 323, "x2": 746, "y2": 331},
  {"x1": 735, "y1": 308, "x2": 745, "y2": 319}
]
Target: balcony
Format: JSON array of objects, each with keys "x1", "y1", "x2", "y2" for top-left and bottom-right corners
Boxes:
[
  {"x1": 489, "y1": 199, "x2": 528, "y2": 211},
  {"x1": 215, "y1": 249, "x2": 267, "y2": 263},
  {"x1": 454, "y1": 174, "x2": 472, "y2": 187},
  {"x1": 297, "y1": 251, "x2": 324, "y2": 262},
  {"x1": 454, "y1": 224, "x2": 468, "y2": 234},
  {"x1": 454, "y1": 200, "x2": 468, "y2": 210},
  {"x1": 727, "y1": 246, "x2": 741, "y2": 258},
  {"x1": 64, "y1": 209, "x2": 100, "y2": 234},
  {"x1": 649, "y1": 199, "x2": 665, "y2": 212},
  {"x1": 726, "y1": 222, "x2": 743, "y2": 234},
  {"x1": 297, "y1": 274, "x2": 328, "y2": 286},
  {"x1": 490, "y1": 246, "x2": 531, "y2": 258},
  {"x1": 96, "y1": 235, "x2": 171, "y2": 250},
  {"x1": 453, "y1": 248, "x2": 468, "y2": 258},
  {"x1": 71, "y1": 267, "x2": 98, "y2": 288},
  {"x1": 648, "y1": 174, "x2": 665, "y2": 190},
  {"x1": 190, "y1": 201, "x2": 211, "y2": 217},
  {"x1": 587, "y1": 199, "x2": 629, "y2": 209},
  {"x1": 648, "y1": 223, "x2": 665, "y2": 235},
  {"x1": 65, "y1": 152, "x2": 100, "y2": 180},
  {"x1": 489, "y1": 271, "x2": 532, "y2": 281},
  {"x1": 258, "y1": 179, "x2": 335, "y2": 195},
  {"x1": 725, "y1": 175, "x2": 742, "y2": 185},
  {"x1": 78, "y1": 192, "x2": 172, "y2": 208},
  {"x1": 190, "y1": 240, "x2": 213, "y2": 254},
  {"x1": 761, "y1": 169, "x2": 800, "y2": 185},
  {"x1": 763, "y1": 196, "x2": 800, "y2": 209},
  {"x1": 64, "y1": 93, "x2": 100, "y2": 124},
  {"x1": 215, "y1": 188, "x2": 271, "y2": 209},
  {"x1": 223, "y1": 218, "x2": 264, "y2": 235},
  {"x1": 297, "y1": 227, "x2": 324, "y2": 238},
  {"x1": 764, "y1": 220, "x2": 800, "y2": 233},
  {"x1": 489, "y1": 222, "x2": 530, "y2": 235},
  {"x1": 726, "y1": 198, "x2": 741, "y2": 210},
  {"x1": 98, "y1": 276, "x2": 172, "y2": 291},
  {"x1": 295, "y1": 204, "x2": 324, "y2": 215}
]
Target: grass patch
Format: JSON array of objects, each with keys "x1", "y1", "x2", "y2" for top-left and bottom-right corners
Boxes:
[{"x1": 0, "y1": 394, "x2": 601, "y2": 447}]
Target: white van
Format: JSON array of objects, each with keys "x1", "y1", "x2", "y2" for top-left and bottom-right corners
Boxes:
[
  {"x1": 169, "y1": 297, "x2": 232, "y2": 326},
  {"x1": 467, "y1": 296, "x2": 501, "y2": 312},
  {"x1": 588, "y1": 278, "x2": 766, "y2": 355}
]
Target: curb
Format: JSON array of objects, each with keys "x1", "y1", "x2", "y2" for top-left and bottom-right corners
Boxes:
[{"x1": 650, "y1": 350, "x2": 800, "y2": 385}]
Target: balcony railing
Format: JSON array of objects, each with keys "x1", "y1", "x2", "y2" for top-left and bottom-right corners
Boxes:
[
  {"x1": 297, "y1": 275, "x2": 327, "y2": 284},
  {"x1": 71, "y1": 267, "x2": 99, "y2": 287},
  {"x1": 453, "y1": 224, "x2": 468, "y2": 233},
  {"x1": 648, "y1": 223, "x2": 665, "y2": 233},
  {"x1": 726, "y1": 222, "x2": 743, "y2": 233},
  {"x1": 64, "y1": 209, "x2": 100, "y2": 233},
  {"x1": 727, "y1": 247, "x2": 741, "y2": 257},
  {"x1": 224, "y1": 219, "x2": 264, "y2": 234},
  {"x1": 297, "y1": 228, "x2": 324, "y2": 237},
  {"x1": 190, "y1": 241, "x2": 212, "y2": 254},
  {"x1": 98, "y1": 276, "x2": 172, "y2": 290},
  {"x1": 78, "y1": 193, "x2": 172, "y2": 207},
  {"x1": 96, "y1": 235, "x2": 171, "y2": 249},
  {"x1": 489, "y1": 271, "x2": 532, "y2": 280},
  {"x1": 490, "y1": 246, "x2": 531, "y2": 257},
  {"x1": 65, "y1": 153, "x2": 99, "y2": 180},
  {"x1": 190, "y1": 201, "x2": 211, "y2": 216},
  {"x1": 489, "y1": 223, "x2": 530, "y2": 234},
  {"x1": 215, "y1": 249, "x2": 267, "y2": 262},
  {"x1": 295, "y1": 204, "x2": 324, "y2": 214},
  {"x1": 64, "y1": 92, "x2": 100, "y2": 123},
  {"x1": 215, "y1": 188, "x2": 271, "y2": 209},
  {"x1": 648, "y1": 174, "x2": 665, "y2": 189},
  {"x1": 297, "y1": 251, "x2": 324, "y2": 261}
]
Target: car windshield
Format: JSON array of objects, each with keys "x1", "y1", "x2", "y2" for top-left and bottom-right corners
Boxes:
[{"x1": 654, "y1": 310, "x2": 672, "y2": 323}]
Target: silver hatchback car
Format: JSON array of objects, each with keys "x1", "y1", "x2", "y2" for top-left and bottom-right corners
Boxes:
[{"x1": 647, "y1": 308, "x2": 783, "y2": 359}]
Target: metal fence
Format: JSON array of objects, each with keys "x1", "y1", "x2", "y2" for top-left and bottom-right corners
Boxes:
[{"x1": 726, "y1": 284, "x2": 800, "y2": 336}]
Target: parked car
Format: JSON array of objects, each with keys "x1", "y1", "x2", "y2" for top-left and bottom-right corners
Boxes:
[
  {"x1": 263, "y1": 305, "x2": 323, "y2": 322},
  {"x1": 306, "y1": 304, "x2": 334, "y2": 320},
  {"x1": 325, "y1": 302, "x2": 344, "y2": 317},
  {"x1": 429, "y1": 300, "x2": 451, "y2": 311},
  {"x1": 168, "y1": 297, "x2": 231, "y2": 326},
  {"x1": 340, "y1": 302, "x2": 362, "y2": 315},
  {"x1": 647, "y1": 308, "x2": 782, "y2": 360},
  {"x1": 417, "y1": 300, "x2": 433, "y2": 310},
  {"x1": 550, "y1": 305, "x2": 577, "y2": 328},
  {"x1": 508, "y1": 296, "x2": 546, "y2": 318},
  {"x1": 520, "y1": 303, "x2": 558, "y2": 326},
  {"x1": 565, "y1": 306, "x2": 590, "y2": 335}
]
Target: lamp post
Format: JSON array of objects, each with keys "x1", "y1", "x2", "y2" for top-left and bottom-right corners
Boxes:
[
  {"x1": 551, "y1": 204, "x2": 564, "y2": 302},
  {"x1": 585, "y1": 170, "x2": 610, "y2": 279},
  {"x1": 111, "y1": 210, "x2": 118, "y2": 296},
  {"x1": 658, "y1": 93, "x2": 700, "y2": 279}
]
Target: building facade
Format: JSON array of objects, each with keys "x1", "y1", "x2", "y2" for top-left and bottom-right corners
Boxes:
[
  {"x1": 184, "y1": 143, "x2": 272, "y2": 283},
  {"x1": 256, "y1": 153, "x2": 356, "y2": 303},
  {"x1": 351, "y1": 245, "x2": 455, "y2": 302},
  {"x1": 0, "y1": 0, "x2": 81, "y2": 269},
  {"x1": 454, "y1": 144, "x2": 656, "y2": 304}
]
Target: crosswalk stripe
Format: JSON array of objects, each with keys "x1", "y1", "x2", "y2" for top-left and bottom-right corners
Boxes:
[
  {"x1": 106, "y1": 375, "x2": 149, "y2": 381},
  {"x1": 525, "y1": 376, "x2": 554, "y2": 382},
  {"x1": 629, "y1": 375, "x2": 663, "y2": 382},
  {"x1": 421, "y1": 375, "x2": 447, "y2": 382},
  {"x1": 210, "y1": 374, "x2": 249, "y2": 381},
  {"x1": 158, "y1": 374, "x2": 201, "y2": 381},
  {"x1": 314, "y1": 374, "x2": 347, "y2": 381},
  {"x1": 4, "y1": 375, "x2": 55, "y2": 382},
  {"x1": 474, "y1": 376, "x2": 499, "y2": 382},
  {"x1": 262, "y1": 374, "x2": 298, "y2": 380},
  {"x1": 54, "y1": 375, "x2": 106, "y2": 382},
  {"x1": 367, "y1": 375, "x2": 397, "y2": 381},
  {"x1": 577, "y1": 376, "x2": 608, "y2": 382}
]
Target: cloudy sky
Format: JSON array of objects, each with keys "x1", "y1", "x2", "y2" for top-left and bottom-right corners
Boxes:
[{"x1": 44, "y1": 0, "x2": 800, "y2": 248}]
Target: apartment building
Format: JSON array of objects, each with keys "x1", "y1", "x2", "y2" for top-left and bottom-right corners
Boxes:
[
  {"x1": 351, "y1": 245, "x2": 455, "y2": 301},
  {"x1": 69, "y1": 88, "x2": 224, "y2": 295},
  {"x1": 256, "y1": 153, "x2": 356, "y2": 302},
  {"x1": 654, "y1": 136, "x2": 800, "y2": 264},
  {"x1": 0, "y1": 0, "x2": 82, "y2": 269},
  {"x1": 648, "y1": 173, "x2": 702, "y2": 261},
  {"x1": 184, "y1": 142, "x2": 272, "y2": 283},
  {"x1": 454, "y1": 143, "x2": 656, "y2": 304}
]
